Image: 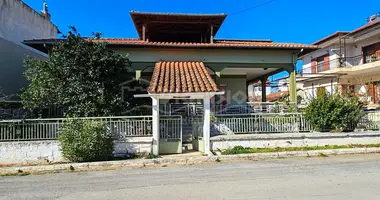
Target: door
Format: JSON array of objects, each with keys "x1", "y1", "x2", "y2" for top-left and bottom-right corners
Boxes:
[
  {"x1": 323, "y1": 54, "x2": 330, "y2": 71},
  {"x1": 311, "y1": 59, "x2": 317, "y2": 73}
]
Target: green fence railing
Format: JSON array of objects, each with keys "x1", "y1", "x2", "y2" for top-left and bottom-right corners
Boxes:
[
  {"x1": 215, "y1": 113, "x2": 312, "y2": 134},
  {"x1": 0, "y1": 116, "x2": 181, "y2": 142}
]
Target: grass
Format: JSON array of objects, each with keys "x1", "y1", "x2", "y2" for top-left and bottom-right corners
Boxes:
[{"x1": 220, "y1": 144, "x2": 380, "y2": 155}]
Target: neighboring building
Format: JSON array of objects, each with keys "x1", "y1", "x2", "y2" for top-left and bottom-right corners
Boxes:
[
  {"x1": 24, "y1": 11, "x2": 316, "y2": 155},
  {"x1": 0, "y1": 0, "x2": 59, "y2": 99},
  {"x1": 248, "y1": 83, "x2": 272, "y2": 101},
  {"x1": 299, "y1": 13, "x2": 380, "y2": 106}
]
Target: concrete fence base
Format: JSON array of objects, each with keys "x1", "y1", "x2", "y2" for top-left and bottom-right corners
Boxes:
[
  {"x1": 210, "y1": 132, "x2": 380, "y2": 151},
  {"x1": 0, "y1": 137, "x2": 153, "y2": 165}
]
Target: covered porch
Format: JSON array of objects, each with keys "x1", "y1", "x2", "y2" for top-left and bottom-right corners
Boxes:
[
  {"x1": 135, "y1": 61, "x2": 223, "y2": 155},
  {"x1": 133, "y1": 60, "x2": 300, "y2": 155}
]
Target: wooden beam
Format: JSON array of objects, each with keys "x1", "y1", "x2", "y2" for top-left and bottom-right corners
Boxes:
[
  {"x1": 144, "y1": 20, "x2": 222, "y2": 24},
  {"x1": 210, "y1": 25, "x2": 214, "y2": 44},
  {"x1": 142, "y1": 24, "x2": 146, "y2": 41}
]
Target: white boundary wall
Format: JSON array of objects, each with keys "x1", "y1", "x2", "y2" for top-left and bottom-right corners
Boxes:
[
  {"x1": 211, "y1": 132, "x2": 380, "y2": 151},
  {"x1": 0, "y1": 137, "x2": 152, "y2": 164}
]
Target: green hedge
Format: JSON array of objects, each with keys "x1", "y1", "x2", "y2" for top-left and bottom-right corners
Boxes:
[
  {"x1": 304, "y1": 93, "x2": 364, "y2": 132},
  {"x1": 58, "y1": 119, "x2": 114, "y2": 162}
]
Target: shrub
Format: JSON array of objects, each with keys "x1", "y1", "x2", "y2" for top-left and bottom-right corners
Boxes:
[
  {"x1": 304, "y1": 93, "x2": 364, "y2": 132},
  {"x1": 58, "y1": 119, "x2": 114, "y2": 162}
]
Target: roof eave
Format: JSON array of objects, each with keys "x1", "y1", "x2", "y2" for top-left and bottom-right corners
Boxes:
[{"x1": 107, "y1": 43, "x2": 318, "y2": 50}]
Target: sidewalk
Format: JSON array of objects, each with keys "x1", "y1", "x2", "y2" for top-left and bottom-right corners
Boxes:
[{"x1": 2, "y1": 147, "x2": 380, "y2": 175}]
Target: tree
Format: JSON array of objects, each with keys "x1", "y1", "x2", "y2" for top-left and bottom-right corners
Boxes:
[{"x1": 21, "y1": 27, "x2": 132, "y2": 117}]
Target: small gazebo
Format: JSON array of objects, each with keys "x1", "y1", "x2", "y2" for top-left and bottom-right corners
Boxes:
[{"x1": 135, "y1": 61, "x2": 223, "y2": 155}]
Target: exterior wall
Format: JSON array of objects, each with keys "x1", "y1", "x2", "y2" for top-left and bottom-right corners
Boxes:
[
  {"x1": 0, "y1": 137, "x2": 152, "y2": 164},
  {"x1": 0, "y1": 38, "x2": 47, "y2": 95},
  {"x1": 346, "y1": 32, "x2": 380, "y2": 58},
  {"x1": 0, "y1": 0, "x2": 58, "y2": 96},
  {"x1": 210, "y1": 132, "x2": 380, "y2": 151},
  {"x1": 302, "y1": 25, "x2": 379, "y2": 73},
  {"x1": 0, "y1": 0, "x2": 58, "y2": 44},
  {"x1": 114, "y1": 48, "x2": 297, "y2": 67},
  {"x1": 302, "y1": 44, "x2": 340, "y2": 73},
  {"x1": 301, "y1": 79, "x2": 338, "y2": 100},
  {"x1": 218, "y1": 77, "x2": 247, "y2": 104}
]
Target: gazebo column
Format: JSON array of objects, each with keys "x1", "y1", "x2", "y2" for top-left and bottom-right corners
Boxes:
[
  {"x1": 152, "y1": 97, "x2": 160, "y2": 155},
  {"x1": 289, "y1": 70, "x2": 297, "y2": 103},
  {"x1": 203, "y1": 96, "x2": 211, "y2": 155},
  {"x1": 261, "y1": 77, "x2": 267, "y2": 102}
]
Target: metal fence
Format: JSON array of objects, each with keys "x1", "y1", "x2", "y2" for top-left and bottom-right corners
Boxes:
[
  {"x1": 0, "y1": 116, "x2": 181, "y2": 142},
  {"x1": 1, "y1": 111, "x2": 380, "y2": 142},
  {"x1": 159, "y1": 116, "x2": 182, "y2": 140},
  {"x1": 356, "y1": 111, "x2": 380, "y2": 130},
  {"x1": 214, "y1": 111, "x2": 380, "y2": 134},
  {"x1": 215, "y1": 113, "x2": 312, "y2": 134}
]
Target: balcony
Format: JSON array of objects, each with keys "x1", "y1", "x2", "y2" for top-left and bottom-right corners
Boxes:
[{"x1": 301, "y1": 54, "x2": 380, "y2": 74}]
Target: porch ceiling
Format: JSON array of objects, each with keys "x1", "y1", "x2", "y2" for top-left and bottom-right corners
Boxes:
[{"x1": 220, "y1": 67, "x2": 279, "y2": 80}]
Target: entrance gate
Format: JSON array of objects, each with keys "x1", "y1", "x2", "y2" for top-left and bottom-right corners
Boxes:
[
  {"x1": 159, "y1": 115, "x2": 183, "y2": 154},
  {"x1": 159, "y1": 102, "x2": 205, "y2": 153}
]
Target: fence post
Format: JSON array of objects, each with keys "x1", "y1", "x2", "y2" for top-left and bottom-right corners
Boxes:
[{"x1": 152, "y1": 97, "x2": 160, "y2": 155}]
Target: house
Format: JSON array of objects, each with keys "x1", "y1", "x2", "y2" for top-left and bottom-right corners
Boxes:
[
  {"x1": 23, "y1": 11, "x2": 316, "y2": 155},
  {"x1": 0, "y1": 1, "x2": 59, "y2": 99},
  {"x1": 298, "y1": 13, "x2": 380, "y2": 106},
  {"x1": 248, "y1": 82, "x2": 272, "y2": 102},
  {"x1": 0, "y1": 0, "x2": 59, "y2": 119}
]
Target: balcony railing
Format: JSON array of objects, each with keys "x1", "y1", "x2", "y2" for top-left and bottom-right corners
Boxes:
[
  {"x1": 301, "y1": 54, "x2": 380, "y2": 74},
  {"x1": 365, "y1": 54, "x2": 380, "y2": 64},
  {"x1": 344, "y1": 55, "x2": 362, "y2": 67}
]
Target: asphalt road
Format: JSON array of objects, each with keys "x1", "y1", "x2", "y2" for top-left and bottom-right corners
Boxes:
[{"x1": 1, "y1": 154, "x2": 380, "y2": 200}]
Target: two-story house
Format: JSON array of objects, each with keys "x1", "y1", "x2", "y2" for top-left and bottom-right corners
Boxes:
[
  {"x1": 299, "y1": 13, "x2": 380, "y2": 107},
  {"x1": 24, "y1": 11, "x2": 317, "y2": 154}
]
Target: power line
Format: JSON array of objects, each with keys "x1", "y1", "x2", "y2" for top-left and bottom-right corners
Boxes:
[{"x1": 229, "y1": 0, "x2": 278, "y2": 15}]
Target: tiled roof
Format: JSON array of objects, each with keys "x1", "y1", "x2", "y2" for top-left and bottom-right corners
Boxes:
[
  {"x1": 312, "y1": 31, "x2": 350, "y2": 45},
  {"x1": 90, "y1": 39, "x2": 317, "y2": 49},
  {"x1": 311, "y1": 20, "x2": 380, "y2": 45},
  {"x1": 350, "y1": 20, "x2": 380, "y2": 35},
  {"x1": 148, "y1": 62, "x2": 219, "y2": 94},
  {"x1": 23, "y1": 38, "x2": 317, "y2": 49}
]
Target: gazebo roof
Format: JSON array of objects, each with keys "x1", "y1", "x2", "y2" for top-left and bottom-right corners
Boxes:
[
  {"x1": 148, "y1": 61, "x2": 219, "y2": 94},
  {"x1": 130, "y1": 11, "x2": 227, "y2": 42}
]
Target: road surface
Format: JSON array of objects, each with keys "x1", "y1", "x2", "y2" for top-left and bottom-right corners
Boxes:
[{"x1": 1, "y1": 154, "x2": 380, "y2": 200}]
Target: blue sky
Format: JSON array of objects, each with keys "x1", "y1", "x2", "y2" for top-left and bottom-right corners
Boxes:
[{"x1": 24, "y1": 0, "x2": 379, "y2": 80}]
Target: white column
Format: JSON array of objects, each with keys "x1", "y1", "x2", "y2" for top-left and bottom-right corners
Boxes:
[
  {"x1": 203, "y1": 97, "x2": 211, "y2": 155},
  {"x1": 152, "y1": 97, "x2": 160, "y2": 155}
]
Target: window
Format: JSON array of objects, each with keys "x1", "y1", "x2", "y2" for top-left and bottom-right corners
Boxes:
[
  {"x1": 363, "y1": 42, "x2": 380, "y2": 63},
  {"x1": 311, "y1": 54, "x2": 330, "y2": 73}
]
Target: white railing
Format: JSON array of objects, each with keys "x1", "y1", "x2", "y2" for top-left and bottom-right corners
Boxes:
[
  {"x1": 0, "y1": 116, "x2": 180, "y2": 142},
  {"x1": 356, "y1": 111, "x2": 380, "y2": 130},
  {"x1": 159, "y1": 115, "x2": 182, "y2": 140},
  {"x1": 215, "y1": 102, "x2": 297, "y2": 114},
  {"x1": 215, "y1": 113, "x2": 312, "y2": 134}
]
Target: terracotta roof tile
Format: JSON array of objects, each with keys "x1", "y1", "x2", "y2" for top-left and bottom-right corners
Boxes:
[
  {"x1": 312, "y1": 31, "x2": 350, "y2": 45},
  {"x1": 148, "y1": 62, "x2": 219, "y2": 94},
  {"x1": 350, "y1": 20, "x2": 380, "y2": 35},
  {"x1": 23, "y1": 38, "x2": 318, "y2": 49},
  {"x1": 88, "y1": 38, "x2": 318, "y2": 49}
]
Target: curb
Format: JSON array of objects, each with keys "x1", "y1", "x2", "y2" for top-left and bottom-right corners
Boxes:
[{"x1": 2, "y1": 147, "x2": 380, "y2": 174}]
